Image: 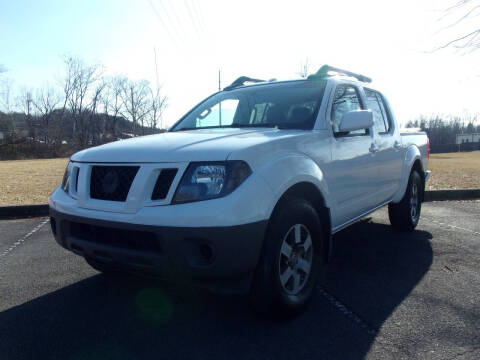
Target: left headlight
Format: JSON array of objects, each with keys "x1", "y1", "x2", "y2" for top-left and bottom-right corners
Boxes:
[
  {"x1": 172, "y1": 161, "x2": 252, "y2": 204},
  {"x1": 61, "y1": 161, "x2": 72, "y2": 193}
]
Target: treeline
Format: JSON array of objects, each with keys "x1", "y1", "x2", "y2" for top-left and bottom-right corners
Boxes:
[
  {"x1": 0, "y1": 56, "x2": 167, "y2": 160},
  {"x1": 406, "y1": 114, "x2": 479, "y2": 146}
]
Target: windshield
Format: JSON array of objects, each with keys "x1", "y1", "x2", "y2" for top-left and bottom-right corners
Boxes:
[{"x1": 170, "y1": 80, "x2": 326, "y2": 131}]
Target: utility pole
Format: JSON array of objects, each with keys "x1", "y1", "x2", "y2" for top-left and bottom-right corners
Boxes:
[
  {"x1": 218, "y1": 69, "x2": 222, "y2": 126},
  {"x1": 26, "y1": 92, "x2": 33, "y2": 142}
]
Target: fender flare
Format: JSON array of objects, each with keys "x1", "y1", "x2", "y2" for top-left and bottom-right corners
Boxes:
[
  {"x1": 257, "y1": 153, "x2": 332, "y2": 216},
  {"x1": 257, "y1": 154, "x2": 333, "y2": 262},
  {"x1": 391, "y1": 145, "x2": 424, "y2": 203}
]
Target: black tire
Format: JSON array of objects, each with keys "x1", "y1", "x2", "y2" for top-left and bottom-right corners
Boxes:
[
  {"x1": 250, "y1": 197, "x2": 324, "y2": 316},
  {"x1": 388, "y1": 170, "x2": 423, "y2": 232}
]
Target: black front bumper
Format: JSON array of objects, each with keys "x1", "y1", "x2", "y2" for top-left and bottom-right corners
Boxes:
[{"x1": 49, "y1": 207, "x2": 268, "y2": 294}]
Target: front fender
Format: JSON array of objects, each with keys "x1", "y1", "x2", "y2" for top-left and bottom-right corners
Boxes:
[
  {"x1": 257, "y1": 153, "x2": 331, "y2": 218},
  {"x1": 391, "y1": 145, "x2": 423, "y2": 203}
]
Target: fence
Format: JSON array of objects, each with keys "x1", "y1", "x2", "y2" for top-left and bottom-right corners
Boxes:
[{"x1": 430, "y1": 142, "x2": 480, "y2": 154}]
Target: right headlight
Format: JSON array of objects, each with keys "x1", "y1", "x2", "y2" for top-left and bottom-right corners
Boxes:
[
  {"x1": 61, "y1": 161, "x2": 72, "y2": 193},
  {"x1": 172, "y1": 161, "x2": 252, "y2": 204}
]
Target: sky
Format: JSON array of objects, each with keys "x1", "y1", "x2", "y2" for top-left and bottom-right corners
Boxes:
[{"x1": 1, "y1": 0, "x2": 480, "y2": 127}]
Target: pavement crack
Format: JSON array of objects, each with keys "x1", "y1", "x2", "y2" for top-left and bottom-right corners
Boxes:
[{"x1": 0, "y1": 218, "x2": 49, "y2": 263}]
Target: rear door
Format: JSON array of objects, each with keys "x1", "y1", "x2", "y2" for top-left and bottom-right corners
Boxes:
[
  {"x1": 363, "y1": 88, "x2": 403, "y2": 200},
  {"x1": 324, "y1": 83, "x2": 380, "y2": 228}
]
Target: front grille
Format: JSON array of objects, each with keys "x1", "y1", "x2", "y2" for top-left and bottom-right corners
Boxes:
[
  {"x1": 151, "y1": 168, "x2": 178, "y2": 200},
  {"x1": 90, "y1": 166, "x2": 139, "y2": 202},
  {"x1": 70, "y1": 222, "x2": 161, "y2": 254}
]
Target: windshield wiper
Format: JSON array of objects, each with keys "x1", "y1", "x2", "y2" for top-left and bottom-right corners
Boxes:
[
  {"x1": 231, "y1": 123, "x2": 277, "y2": 128},
  {"x1": 172, "y1": 125, "x2": 233, "y2": 132}
]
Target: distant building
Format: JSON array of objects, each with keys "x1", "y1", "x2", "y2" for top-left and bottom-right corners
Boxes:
[
  {"x1": 456, "y1": 133, "x2": 480, "y2": 144},
  {"x1": 0, "y1": 131, "x2": 4, "y2": 143}
]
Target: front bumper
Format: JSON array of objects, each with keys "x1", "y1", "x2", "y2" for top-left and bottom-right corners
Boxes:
[{"x1": 50, "y1": 207, "x2": 267, "y2": 294}]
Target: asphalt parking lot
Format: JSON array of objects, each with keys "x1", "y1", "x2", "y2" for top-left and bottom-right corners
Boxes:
[{"x1": 1, "y1": 201, "x2": 479, "y2": 360}]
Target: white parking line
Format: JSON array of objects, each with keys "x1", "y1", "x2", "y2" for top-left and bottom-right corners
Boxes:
[
  {"x1": 423, "y1": 217, "x2": 480, "y2": 237},
  {"x1": 317, "y1": 286, "x2": 378, "y2": 335},
  {"x1": 0, "y1": 219, "x2": 50, "y2": 263}
]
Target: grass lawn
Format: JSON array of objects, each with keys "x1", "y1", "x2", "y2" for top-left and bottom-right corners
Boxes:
[
  {"x1": 427, "y1": 151, "x2": 480, "y2": 190},
  {"x1": 0, "y1": 158, "x2": 69, "y2": 206},
  {"x1": 0, "y1": 152, "x2": 478, "y2": 205}
]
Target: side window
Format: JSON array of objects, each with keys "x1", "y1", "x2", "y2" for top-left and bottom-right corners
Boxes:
[
  {"x1": 376, "y1": 93, "x2": 391, "y2": 132},
  {"x1": 196, "y1": 98, "x2": 239, "y2": 127},
  {"x1": 364, "y1": 89, "x2": 391, "y2": 134},
  {"x1": 331, "y1": 85, "x2": 366, "y2": 136},
  {"x1": 249, "y1": 103, "x2": 271, "y2": 124}
]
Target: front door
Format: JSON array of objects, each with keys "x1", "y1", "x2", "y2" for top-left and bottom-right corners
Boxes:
[{"x1": 323, "y1": 83, "x2": 379, "y2": 229}]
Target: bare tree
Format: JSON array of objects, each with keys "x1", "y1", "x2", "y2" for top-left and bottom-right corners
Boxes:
[
  {"x1": 0, "y1": 77, "x2": 13, "y2": 114},
  {"x1": 102, "y1": 75, "x2": 126, "y2": 137},
  {"x1": 120, "y1": 79, "x2": 151, "y2": 136},
  {"x1": 15, "y1": 87, "x2": 36, "y2": 142},
  {"x1": 438, "y1": 0, "x2": 480, "y2": 51},
  {"x1": 33, "y1": 85, "x2": 61, "y2": 144},
  {"x1": 86, "y1": 80, "x2": 106, "y2": 145},
  {"x1": 61, "y1": 56, "x2": 103, "y2": 145},
  {"x1": 298, "y1": 58, "x2": 310, "y2": 78},
  {"x1": 148, "y1": 86, "x2": 168, "y2": 130}
]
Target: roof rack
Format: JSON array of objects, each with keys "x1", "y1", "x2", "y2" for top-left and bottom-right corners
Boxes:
[
  {"x1": 224, "y1": 76, "x2": 265, "y2": 91},
  {"x1": 308, "y1": 65, "x2": 372, "y2": 83}
]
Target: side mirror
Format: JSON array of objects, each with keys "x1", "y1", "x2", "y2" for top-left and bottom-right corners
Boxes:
[{"x1": 339, "y1": 110, "x2": 373, "y2": 132}]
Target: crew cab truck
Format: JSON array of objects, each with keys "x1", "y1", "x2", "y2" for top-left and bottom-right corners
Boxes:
[{"x1": 49, "y1": 65, "x2": 430, "y2": 314}]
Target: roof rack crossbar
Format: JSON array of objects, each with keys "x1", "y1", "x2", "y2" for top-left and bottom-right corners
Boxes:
[
  {"x1": 224, "y1": 76, "x2": 265, "y2": 91},
  {"x1": 308, "y1": 65, "x2": 372, "y2": 83}
]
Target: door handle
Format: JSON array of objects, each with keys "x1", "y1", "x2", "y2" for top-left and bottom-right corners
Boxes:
[
  {"x1": 394, "y1": 140, "x2": 402, "y2": 150},
  {"x1": 369, "y1": 143, "x2": 378, "y2": 154}
]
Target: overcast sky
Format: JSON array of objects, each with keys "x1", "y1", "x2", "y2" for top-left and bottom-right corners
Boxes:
[{"x1": 1, "y1": 0, "x2": 479, "y2": 127}]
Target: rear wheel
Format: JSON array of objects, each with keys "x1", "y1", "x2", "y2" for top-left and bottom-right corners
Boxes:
[
  {"x1": 250, "y1": 198, "x2": 323, "y2": 316},
  {"x1": 388, "y1": 170, "x2": 423, "y2": 232}
]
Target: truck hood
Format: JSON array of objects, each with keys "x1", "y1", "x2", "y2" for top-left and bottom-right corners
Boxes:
[{"x1": 71, "y1": 128, "x2": 293, "y2": 163}]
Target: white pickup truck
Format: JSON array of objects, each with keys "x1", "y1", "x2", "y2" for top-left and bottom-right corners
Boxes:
[{"x1": 49, "y1": 65, "x2": 430, "y2": 314}]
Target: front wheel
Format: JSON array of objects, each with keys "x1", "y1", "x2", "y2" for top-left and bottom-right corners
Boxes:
[
  {"x1": 388, "y1": 170, "x2": 423, "y2": 232},
  {"x1": 250, "y1": 198, "x2": 324, "y2": 316}
]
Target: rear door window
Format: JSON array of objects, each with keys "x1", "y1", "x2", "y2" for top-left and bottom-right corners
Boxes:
[{"x1": 364, "y1": 89, "x2": 390, "y2": 134}]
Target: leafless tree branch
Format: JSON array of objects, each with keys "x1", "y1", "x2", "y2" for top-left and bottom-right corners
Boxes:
[{"x1": 438, "y1": 0, "x2": 480, "y2": 51}]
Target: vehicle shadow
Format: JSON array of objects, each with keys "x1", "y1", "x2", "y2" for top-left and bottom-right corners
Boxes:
[{"x1": 0, "y1": 219, "x2": 433, "y2": 360}]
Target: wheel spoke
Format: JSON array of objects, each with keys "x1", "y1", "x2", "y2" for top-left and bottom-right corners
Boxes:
[
  {"x1": 294, "y1": 224, "x2": 302, "y2": 243},
  {"x1": 292, "y1": 271, "x2": 302, "y2": 293},
  {"x1": 280, "y1": 267, "x2": 294, "y2": 286},
  {"x1": 278, "y1": 223, "x2": 314, "y2": 295},
  {"x1": 303, "y1": 234, "x2": 312, "y2": 253},
  {"x1": 297, "y1": 257, "x2": 311, "y2": 274},
  {"x1": 281, "y1": 241, "x2": 293, "y2": 258}
]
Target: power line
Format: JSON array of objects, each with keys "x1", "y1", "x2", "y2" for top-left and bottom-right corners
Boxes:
[{"x1": 149, "y1": 0, "x2": 177, "y2": 45}]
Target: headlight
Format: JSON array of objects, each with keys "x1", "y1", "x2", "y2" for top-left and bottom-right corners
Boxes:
[
  {"x1": 172, "y1": 161, "x2": 252, "y2": 204},
  {"x1": 61, "y1": 161, "x2": 72, "y2": 193}
]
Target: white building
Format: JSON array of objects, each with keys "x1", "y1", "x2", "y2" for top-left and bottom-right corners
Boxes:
[{"x1": 456, "y1": 133, "x2": 480, "y2": 144}]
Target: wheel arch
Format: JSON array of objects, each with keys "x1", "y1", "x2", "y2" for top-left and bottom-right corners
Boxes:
[
  {"x1": 268, "y1": 182, "x2": 332, "y2": 263},
  {"x1": 391, "y1": 145, "x2": 426, "y2": 203}
]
